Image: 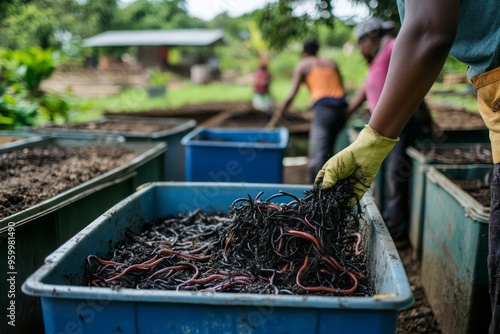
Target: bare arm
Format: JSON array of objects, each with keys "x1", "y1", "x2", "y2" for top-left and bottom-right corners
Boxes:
[
  {"x1": 268, "y1": 62, "x2": 305, "y2": 126},
  {"x1": 368, "y1": 0, "x2": 460, "y2": 139},
  {"x1": 347, "y1": 83, "x2": 366, "y2": 117}
]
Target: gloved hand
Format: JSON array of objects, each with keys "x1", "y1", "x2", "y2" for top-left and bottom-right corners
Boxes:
[{"x1": 315, "y1": 124, "x2": 399, "y2": 205}]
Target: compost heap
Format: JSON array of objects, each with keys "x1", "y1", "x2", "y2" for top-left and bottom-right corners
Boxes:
[{"x1": 86, "y1": 181, "x2": 372, "y2": 296}]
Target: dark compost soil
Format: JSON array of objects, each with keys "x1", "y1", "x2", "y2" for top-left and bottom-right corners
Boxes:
[
  {"x1": 0, "y1": 144, "x2": 139, "y2": 219},
  {"x1": 37, "y1": 120, "x2": 175, "y2": 135},
  {"x1": 451, "y1": 177, "x2": 491, "y2": 207},
  {"x1": 420, "y1": 144, "x2": 492, "y2": 164}
]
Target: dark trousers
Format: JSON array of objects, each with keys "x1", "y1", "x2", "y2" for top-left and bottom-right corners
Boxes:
[
  {"x1": 490, "y1": 164, "x2": 500, "y2": 333},
  {"x1": 308, "y1": 98, "x2": 347, "y2": 183},
  {"x1": 382, "y1": 108, "x2": 425, "y2": 241}
]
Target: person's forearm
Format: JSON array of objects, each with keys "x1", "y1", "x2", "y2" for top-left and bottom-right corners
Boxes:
[
  {"x1": 348, "y1": 85, "x2": 366, "y2": 114},
  {"x1": 369, "y1": 0, "x2": 459, "y2": 139}
]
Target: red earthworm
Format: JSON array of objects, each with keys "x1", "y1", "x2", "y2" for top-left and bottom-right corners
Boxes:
[
  {"x1": 147, "y1": 264, "x2": 196, "y2": 280},
  {"x1": 323, "y1": 255, "x2": 366, "y2": 279},
  {"x1": 200, "y1": 280, "x2": 250, "y2": 292},
  {"x1": 322, "y1": 255, "x2": 344, "y2": 271},
  {"x1": 87, "y1": 255, "x2": 124, "y2": 267},
  {"x1": 105, "y1": 258, "x2": 164, "y2": 282},
  {"x1": 224, "y1": 232, "x2": 234, "y2": 254},
  {"x1": 287, "y1": 230, "x2": 323, "y2": 252},
  {"x1": 217, "y1": 271, "x2": 252, "y2": 280},
  {"x1": 351, "y1": 232, "x2": 362, "y2": 255},
  {"x1": 266, "y1": 203, "x2": 281, "y2": 211},
  {"x1": 189, "y1": 244, "x2": 209, "y2": 254},
  {"x1": 90, "y1": 279, "x2": 104, "y2": 287},
  {"x1": 303, "y1": 216, "x2": 316, "y2": 230},
  {"x1": 157, "y1": 249, "x2": 211, "y2": 261},
  {"x1": 142, "y1": 254, "x2": 160, "y2": 265},
  {"x1": 279, "y1": 262, "x2": 290, "y2": 272},
  {"x1": 296, "y1": 256, "x2": 359, "y2": 294},
  {"x1": 176, "y1": 274, "x2": 226, "y2": 291},
  {"x1": 319, "y1": 269, "x2": 333, "y2": 276}
]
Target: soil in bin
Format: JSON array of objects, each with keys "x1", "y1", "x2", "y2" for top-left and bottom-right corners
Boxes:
[
  {"x1": 451, "y1": 177, "x2": 491, "y2": 207},
  {"x1": 39, "y1": 120, "x2": 175, "y2": 135},
  {"x1": 421, "y1": 144, "x2": 492, "y2": 164},
  {"x1": 0, "y1": 144, "x2": 140, "y2": 219}
]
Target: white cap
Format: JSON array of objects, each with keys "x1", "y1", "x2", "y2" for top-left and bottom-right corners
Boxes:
[{"x1": 354, "y1": 17, "x2": 395, "y2": 40}]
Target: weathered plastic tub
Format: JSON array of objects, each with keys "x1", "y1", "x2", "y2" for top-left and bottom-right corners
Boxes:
[
  {"x1": 31, "y1": 116, "x2": 197, "y2": 181},
  {"x1": 422, "y1": 165, "x2": 492, "y2": 334},
  {"x1": 0, "y1": 136, "x2": 166, "y2": 334},
  {"x1": 23, "y1": 183, "x2": 413, "y2": 334},
  {"x1": 0, "y1": 130, "x2": 45, "y2": 147},
  {"x1": 406, "y1": 144, "x2": 491, "y2": 259},
  {"x1": 181, "y1": 127, "x2": 289, "y2": 183}
]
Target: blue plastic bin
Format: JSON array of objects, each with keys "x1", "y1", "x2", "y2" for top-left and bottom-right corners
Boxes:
[
  {"x1": 181, "y1": 127, "x2": 289, "y2": 183},
  {"x1": 23, "y1": 183, "x2": 413, "y2": 334},
  {"x1": 422, "y1": 165, "x2": 492, "y2": 334}
]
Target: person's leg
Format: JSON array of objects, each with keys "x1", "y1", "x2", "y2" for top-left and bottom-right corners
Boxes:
[
  {"x1": 308, "y1": 105, "x2": 347, "y2": 183},
  {"x1": 489, "y1": 164, "x2": 500, "y2": 333},
  {"x1": 382, "y1": 109, "x2": 423, "y2": 242},
  {"x1": 470, "y1": 66, "x2": 500, "y2": 334}
]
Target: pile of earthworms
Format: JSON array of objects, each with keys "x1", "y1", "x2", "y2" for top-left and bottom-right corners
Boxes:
[{"x1": 86, "y1": 181, "x2": 372, "y2": 296}]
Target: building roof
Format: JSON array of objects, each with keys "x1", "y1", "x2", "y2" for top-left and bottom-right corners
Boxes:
[{"x1": 82, "y1": 29, "x2": 224, "y2": 47}]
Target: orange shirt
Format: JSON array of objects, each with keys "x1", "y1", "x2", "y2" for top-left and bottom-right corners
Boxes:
[{"x1": 305, "y1": 59, "x2": 344, "y2": 101}]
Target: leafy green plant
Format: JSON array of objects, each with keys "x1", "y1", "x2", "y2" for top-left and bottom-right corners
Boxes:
[
  {"x1": 10, "y1": 47, "x2": 57, "y2": 95},
  {"x1": 147, "y1": 68, "x2": 171, "y2": 87},
  {"x1": 0, "y1": 46, "x2": 78, "y2": 127}
]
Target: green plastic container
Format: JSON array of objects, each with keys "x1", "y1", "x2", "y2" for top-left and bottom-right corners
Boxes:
[
  {"x1": 31, "y1": 116, "x2": 197, "y2": 181},
  {"x1": 406, "y1": 144, "x2": 491, "y2": 260},
  {"x1": 0, "y1": 136, "x2": 166, "y2": 334},
  {"x1": 0, "y1": 130, "x2": 45, "y2": 147},
  {"x1": 373, "y1": 127, "x2": 489, "y2": 230},
  {"x1": 422, "y1": 165, "x2": 492, "y2": 334},
  {"x1": 22, "y1": 183, "x2": 413, "y2": 334}
]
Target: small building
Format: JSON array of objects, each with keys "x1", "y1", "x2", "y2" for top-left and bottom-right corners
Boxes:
[{"x1": 82, "y1": 29, "x2": 224, "y2": 75}]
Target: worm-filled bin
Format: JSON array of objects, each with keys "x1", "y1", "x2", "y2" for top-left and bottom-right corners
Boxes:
[{"x1": 23, "y1": 183, "x2": 413, "y2": 334}]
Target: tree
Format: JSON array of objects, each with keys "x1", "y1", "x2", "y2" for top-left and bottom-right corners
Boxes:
[
  {"x1": 254, "y1": 0, "x2": 400, "y2": 51},
  {"x1": 113, "y1": 0, "x2": 201, "y2": 30}
]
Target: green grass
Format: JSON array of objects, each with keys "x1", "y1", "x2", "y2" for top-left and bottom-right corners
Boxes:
[{"x1": 73, "y1": 78, "x2": 318, "y2": 123}]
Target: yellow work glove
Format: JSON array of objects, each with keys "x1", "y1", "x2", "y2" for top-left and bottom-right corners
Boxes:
[{"x1": 315, "y1": 124, "x2": 399, "y2": 205}]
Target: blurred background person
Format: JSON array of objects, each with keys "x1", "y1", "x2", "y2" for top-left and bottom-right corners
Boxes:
[{"x1": 268, "y1": 38, "x2": 348, "y2": 183}]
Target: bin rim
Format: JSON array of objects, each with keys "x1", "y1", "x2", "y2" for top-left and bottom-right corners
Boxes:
[
  {"x1": 22, "y1": 182, "x2": 413, "y2": 311},
  {"x1": 426, "y1": 165, "x2": 490, "y2": 222},
  {"x1": 0, "y1": 137, "x2": 166, "y2": 230},
  {"x1": 406, "y1": 144, "x2": 492, "y2": 165},
  {"x1": 180, "y1": 127, "x2": 290, "y2": 149},
  {"x1": 29, "y1": 117, "x2": 197, "y2": 140},
  {"x1": 0, "y1": 133, "x2": 47, "y2": 149}
]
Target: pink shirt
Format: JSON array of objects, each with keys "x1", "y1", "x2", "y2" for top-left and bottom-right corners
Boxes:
[{"x1": 365, "y1": 38, "x2": 396, "y2": 113}]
